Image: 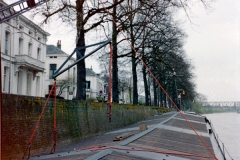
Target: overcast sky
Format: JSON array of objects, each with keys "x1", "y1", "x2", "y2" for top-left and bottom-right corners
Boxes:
[
  {"x1": 40, "y1": 0, "x2": 240, "y2": 102},
  {"x1": 179, "y1": 0, "x2": 240, "y2": 101},
  {"x1": 8, "y1": 0, "x2": 240, "y2": 101}
]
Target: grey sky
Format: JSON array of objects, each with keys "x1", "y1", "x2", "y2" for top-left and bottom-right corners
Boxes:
[
  {"x1": 46, "y1": 0, "x2": 239, "y2": 101},
  {"x1": 7, "y1": 0, "x2": 240, "y2": 101},
  {"x1": 180, "y1": 0, "x2": 240, "y2": 101},
  {"x1": 37, "y1": 0, "x2": 240, "y2": 101}
]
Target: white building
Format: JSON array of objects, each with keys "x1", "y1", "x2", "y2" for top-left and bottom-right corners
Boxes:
[
  {"x1": 45, "y1": 41, "x2": 76, "y2": 100},
  {"x1": 86, "y1": 67, "x2": 105, "y2": 99},
  {"x1": 45, "y1": 41, "x2": 105, "y2": 100},
  {"x1": 0, "y1": 0, "x2": 50, "y2": 96}
]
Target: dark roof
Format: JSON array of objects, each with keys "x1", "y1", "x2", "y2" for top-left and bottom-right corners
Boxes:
[
  {"x1": 46, "y1": 45, "x2": 67, "y2": 55},
  {"x1": 86, "y1": 68, "x2": 98, "y2": 76}
]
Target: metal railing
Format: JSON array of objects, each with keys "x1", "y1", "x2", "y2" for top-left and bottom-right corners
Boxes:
[{"x1": 210, "y1": 121, "x2": 234, "y2": 160}]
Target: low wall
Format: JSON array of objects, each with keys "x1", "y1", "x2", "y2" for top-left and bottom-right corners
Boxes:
[{"x1": 1, "y1": 94, "x2": 157, "y2": 159}]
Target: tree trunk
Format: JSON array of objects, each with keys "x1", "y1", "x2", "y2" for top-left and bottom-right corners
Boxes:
[
  {"x1": 76, "y1": 0, "x2": 86, "y2": 100},
  {"x1": 153, "y1": 80, "x2": 157, "y2": 106},
  {"x1": 163, "y1": 82, "x2": 167, "y2": 107},
  {"x1": 143, "y1": 67, "x2": 149, "y2": 106},
  {"x1": 147, "y1": 75, "x2": 151, "y2": 106},
  {"x1": 159, "y1": 87, "x2": 162, "y2": 107},
  {"x1": 130, "y1": 0, "x2": 138, "y2": 105},
  {"x1": 112, "y1": 0, "x2": 119, "y2": 103},
  {"x1": 132, "y1": 52, "x2": 138, "y2": 105},
  {"x1": 157, "y1": 87, "x2": 160, "y2": 107}
]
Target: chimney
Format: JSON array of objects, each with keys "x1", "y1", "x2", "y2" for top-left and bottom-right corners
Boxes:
[{"x1": 57, "y1": 40, "x2": 61, "y2": 49}]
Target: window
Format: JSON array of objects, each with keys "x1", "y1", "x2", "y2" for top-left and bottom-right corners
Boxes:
[
  {"x1": 48, "y1": 85, "x2": 54, "y2": 95},
  {"x1": 28, "y1": 43, "x2": 32, "y2": 55},
  {"x1": 19, "y1": 38, "x2": 23, "y2": 55},
  {"x1": 27, "y1": 73, "x2": 32, "y2": 95},
  {"x1": 37, "y1": 48, "x2": 41, "y2": 60},
  {"x1": 104, "y1": 85, "x2": 107, "y2": 94},
  {"x1": 97, "y1": 82, "x2": 102, "y2": 91},
  {"x1": 29, "y1": 30, "x2": 33, "y2": 35},
  {"x1": 19, "y1": 25, "x2": 24, "y2": 30},
  {"x1": 49, "y1": 64, "x2": 57, "y2": 79},
  {"x1": 17, "y1": 72, "x2": 19, "y2": 93},
  {"x1": 5, "y1": 32, "x2": 10, "y2": 54},
  {"x1": 73, "y1": 68, "x2": 76, "y2": 82},
  {"x1": 86, "y1": 81, "x2": 91, "y2": 90},
  {"x1": 6, "y1": 19, "x2": 11, "y2": 24},
  {"x1": 73, "y1": 87, "x2": 75, "y2": 95},
  {"x1": 3, "y1": 67, "x2": 9, "y2": 92},
  {"x1": 36, "y1": 76, "x2": 40, "y2": 96},
  {"x1": 68, "y1": 65, "x2": 70, "y2": 78},
  {"x1": 17, "y1": 71, "x2": 22, "y2": 94}
]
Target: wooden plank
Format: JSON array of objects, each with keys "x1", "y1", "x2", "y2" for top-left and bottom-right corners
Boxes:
[
  {"x1": 146, "y1": 129, "x2": 212, "y2": 146},
  {"x1": 127, "y1": 128, "x2": 214, "y2": 158},
  {"x1": 175, "y1": 114, "x2": 205, "y2": 123},
  {"x1": 113, "y1": 132, "x2": 134, "y2": 141},
  {"x1": 164, "y1": 119, "x2": 208, "y2": 133},
  {"x1": 128, "y1": 143, "x2": 208, "y2": 160}
]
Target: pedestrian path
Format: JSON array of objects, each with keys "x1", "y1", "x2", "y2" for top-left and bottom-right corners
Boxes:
[{"x1": 30, "y1": 112, "x2": 224, "y2": 160}]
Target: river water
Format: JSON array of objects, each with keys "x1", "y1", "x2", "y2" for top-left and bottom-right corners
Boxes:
[{"x1": 204, "y1": 112, "x2": 240, "y2": 160}]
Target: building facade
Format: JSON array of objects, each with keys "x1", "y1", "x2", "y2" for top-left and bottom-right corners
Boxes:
[
  {"x1": 0, "y1": 0, "x2": 50, "y2": 97},
  {"x1": 86, "y1": 68, "x2": 105, "y2": 99},
  {"x1": 45, "y1": 41, "x2": 105, "y2": 100},
  {"x1": 45, "y1": 41, "x2": 76, "y2": 100}
]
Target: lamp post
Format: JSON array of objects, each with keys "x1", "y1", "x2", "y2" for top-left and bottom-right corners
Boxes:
[
  {"x1": 177, "y1": 89, "x2": 185, "y2": 110},
  {"x1": 172, "y1": 69, "x2": 179, "y2": 106},
  {"x1": 178, "y1": 93, "x2": 181, "y2": 110},
  {"x1": 166, "y1": 68, "x2": 182, "y2": 109}
]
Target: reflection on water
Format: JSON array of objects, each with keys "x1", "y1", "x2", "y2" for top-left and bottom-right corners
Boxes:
[{"x1": 204, "y1": 112, "x2": 240, "y2": 160}]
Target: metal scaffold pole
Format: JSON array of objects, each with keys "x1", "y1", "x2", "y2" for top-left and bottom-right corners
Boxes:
[{"x1": 0, "y1": 40, "x2": 2, "y2": 160}]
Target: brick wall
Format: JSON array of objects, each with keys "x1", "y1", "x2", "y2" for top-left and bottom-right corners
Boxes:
[{"x1": 1, "y1": 94, "x2": 157, "y2": 159}]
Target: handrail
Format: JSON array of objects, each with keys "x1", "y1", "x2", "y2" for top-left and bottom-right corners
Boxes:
[{"x1": 210, "y1": 121, "x2": 234, "y2": 160}]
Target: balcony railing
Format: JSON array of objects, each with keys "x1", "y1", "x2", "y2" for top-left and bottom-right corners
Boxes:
[{"x1": 15, "y1": 54, "x2": 44, "y2": 71}]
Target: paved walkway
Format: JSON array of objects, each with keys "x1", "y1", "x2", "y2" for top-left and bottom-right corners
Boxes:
[{"x1": 30, "y1": 112, "x2": 224, "y2": 160}]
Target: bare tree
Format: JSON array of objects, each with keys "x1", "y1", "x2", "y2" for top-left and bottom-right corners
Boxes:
[
  {"x1": 31, "y1": 0, "x2": 211, "y2": 102},
  {"x1": 30, "y1": 0, "x2": 125, "y2": 100}
]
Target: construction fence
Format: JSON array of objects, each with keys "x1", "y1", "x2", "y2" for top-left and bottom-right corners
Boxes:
[{"x1": 1, "y1": 94, "x2": 159, "y2": 159}]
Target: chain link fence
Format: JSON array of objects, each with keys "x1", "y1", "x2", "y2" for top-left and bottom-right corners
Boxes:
[{"x1": 2, "y1": 94, "x2": 157, "y2": 159}]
